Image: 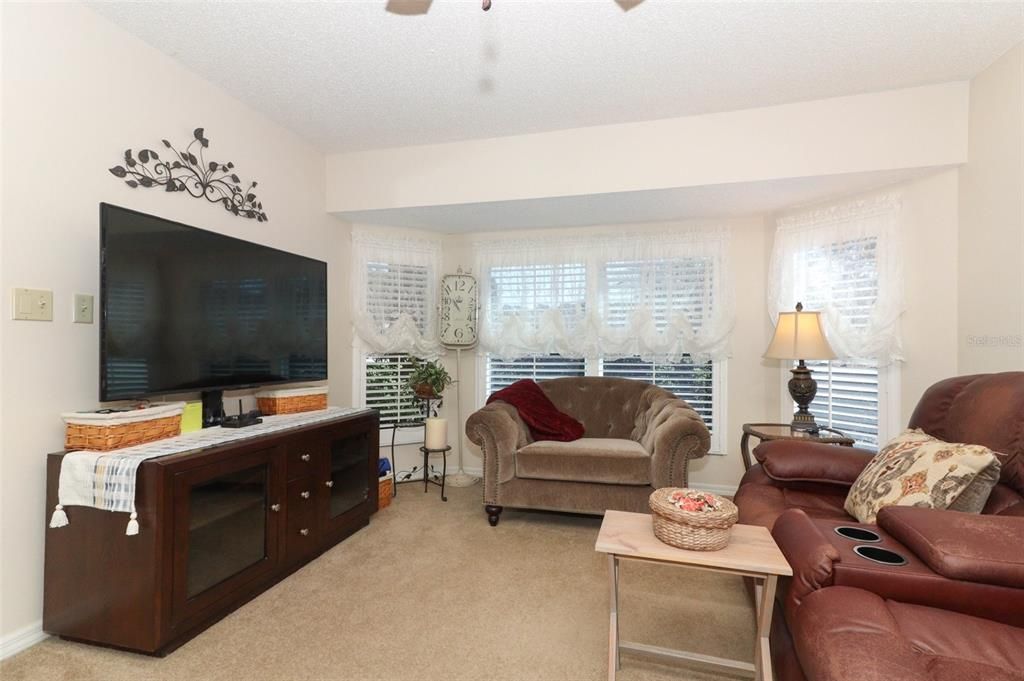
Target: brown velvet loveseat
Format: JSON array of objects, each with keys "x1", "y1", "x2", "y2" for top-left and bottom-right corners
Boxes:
[{"x1": 465, "y1": 377, "x2": 710, "y2": 526}]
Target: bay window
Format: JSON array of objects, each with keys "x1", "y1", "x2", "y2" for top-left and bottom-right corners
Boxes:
[{"x1": 474, "y1": 227, "x2": 733, "y2": 452}]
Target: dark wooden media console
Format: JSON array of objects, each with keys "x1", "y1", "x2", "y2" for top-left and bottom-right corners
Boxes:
[{"x1": 43, "y1": 409, "x2": 379, "y2": 655}]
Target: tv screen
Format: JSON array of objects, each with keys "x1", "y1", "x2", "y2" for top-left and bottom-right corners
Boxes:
[{"x1": 100, "y1": 203, "x2": 327, "y2": 401}]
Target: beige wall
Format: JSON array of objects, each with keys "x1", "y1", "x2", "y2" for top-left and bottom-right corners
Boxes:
[
  {"x1": 899, "y1": 169, "x2": 963, "y2": 420},
  {"x1": 326, "y1": 82, "x2": 969, "y2": 213},
  {"x1": 958, "y1": 42, "x2": 1024, "y2": 372},
  {"x1": 0, "y1": 3, "x2": 350, "y2": 643}
]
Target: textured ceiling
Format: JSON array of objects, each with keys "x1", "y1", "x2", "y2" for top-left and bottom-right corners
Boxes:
[
  {"x1": 90, "y1": 1, "x2": 1023, "y2": 153},
  {"x1": 338, "y1": 167, "x2": 943, "y2": 232}
]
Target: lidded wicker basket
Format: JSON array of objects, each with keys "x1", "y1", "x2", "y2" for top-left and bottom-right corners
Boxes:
[
  {"x1": 62, "y1": 402, "x2": 185, "y2": 452},
  {"x1": 649, "y1": 487, "x2": 739, "y2": 551},
  {"x1": 255, "y1": 387, "x2": 328, "y2": 415}
]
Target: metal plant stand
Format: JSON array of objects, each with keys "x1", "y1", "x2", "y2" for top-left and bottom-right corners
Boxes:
[{"x1": 419, "y1": 445, "x2": 451, "y2": 501}]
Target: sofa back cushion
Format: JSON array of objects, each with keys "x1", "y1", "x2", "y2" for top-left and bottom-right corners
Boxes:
[
  {"x1": 908, "y1": 372, "x2": 1024, "y2": 511},
  {"x1": 538, "y1": 377, "x2": 667, "y2": 440}
]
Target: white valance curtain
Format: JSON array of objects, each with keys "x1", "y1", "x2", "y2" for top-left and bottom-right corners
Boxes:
[
  {"x1": 472, "y1": 227, "x2": 734, "y2": 363},
  {"x1": 351, "y1": 228, "x2": 443, "y2": 359},
  {"x1": 768, "y1": 193, "x2": 904, "y2": 365}
]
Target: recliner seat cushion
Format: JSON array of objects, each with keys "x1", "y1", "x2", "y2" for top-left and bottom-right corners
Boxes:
[
  {"x1": 792, "y1": 586, "x2": 1024, "y2": 681},
  {"x1": 515, "y1": 438, "x2": 651, "y2": 485}
]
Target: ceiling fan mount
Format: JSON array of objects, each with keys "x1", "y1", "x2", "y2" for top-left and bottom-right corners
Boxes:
[{"x1": 386, "y1": 0, "x2": 642, "y2": 15}]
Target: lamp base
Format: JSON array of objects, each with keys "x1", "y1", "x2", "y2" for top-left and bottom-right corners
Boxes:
[
  {"x1": 788, "y1": 360, "x2": 818, "y2": 430},
  {"x1": 445, "y1": 472, "x2": 480, "y2": 488}
]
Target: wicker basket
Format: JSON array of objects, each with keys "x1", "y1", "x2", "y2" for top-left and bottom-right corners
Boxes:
[
  {"x1": 649, "y1": 487, "x2": 739, "y2": 551},
  {"x1": 256, "y1": 387, "x2": 328, "y2": 415},
  {"x1": 62, "y1": 403, "x2": 185, "y2": 452},
  {"x1": 378, "y1": 476, "x2": 393, "y2": 510}
]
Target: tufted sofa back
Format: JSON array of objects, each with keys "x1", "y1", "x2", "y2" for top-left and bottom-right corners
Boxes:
[
  {"x1": 908, "y1": 372, "x2": 1024, "y2": 515},
  {"x1": 537, "y1": 376, "x2": 692, "y2": 442}
]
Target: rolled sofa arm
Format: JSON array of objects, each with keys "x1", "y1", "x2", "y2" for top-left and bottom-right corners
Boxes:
[
  {"x1": 646, "y1": 401, "x2": 711, "y2": 489},
  {"x1": 754, "y1": 440, "x2": 875, "y2": 486},
  {"x1": 878, "y1": 506, "x2": 1024, "y2": 589},
  {"x1": 465, "y1": 401, "x2": 526, "y2": 504}
]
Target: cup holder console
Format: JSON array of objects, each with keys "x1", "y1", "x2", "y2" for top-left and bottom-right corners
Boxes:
[
  {"x1": 834, "y1": 526, "x2": 882, "y2": 543},
  {"x1": 853, "y1": 545, "x2": 907, "y2": 566}
]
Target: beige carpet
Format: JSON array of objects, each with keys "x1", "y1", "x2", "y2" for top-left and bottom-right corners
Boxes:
[{"x1": 3, "y1": 484, "x2": 755, "y2": 681}]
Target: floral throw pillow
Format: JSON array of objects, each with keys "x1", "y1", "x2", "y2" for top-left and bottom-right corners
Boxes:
[{"x1": 844, "y1": 429, "x2": 1001, "y2": 523}]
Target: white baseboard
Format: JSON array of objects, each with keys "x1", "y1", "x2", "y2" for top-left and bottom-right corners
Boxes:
[
  {"x1": 0, "y1": 621, "x2": 47, "y2": 661},
  {"x1": 691, "y1": 482, "x2": 739, "y2": 497}
]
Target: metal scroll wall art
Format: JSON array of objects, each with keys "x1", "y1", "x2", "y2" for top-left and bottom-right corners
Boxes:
[{"x1": 108, "y1": 128, "x2": 268, "y2": 222}]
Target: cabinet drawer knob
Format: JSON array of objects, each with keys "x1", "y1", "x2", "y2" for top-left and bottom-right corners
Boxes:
[
  {"x1": 325, "y1": 480, "x2": 334, "y2": 488},
  {"x1": 300, "y1": 454, "x2": 311, "y2": 462},
  {"x1": 299, "y1": 528, "x2": 310, "y2": 536},
  {"x1": 270, "y1": 503, "x2": 281, "y2": 513},
  {"x1": 300, "y1": 490, "x2": 311, "y2": 499}
]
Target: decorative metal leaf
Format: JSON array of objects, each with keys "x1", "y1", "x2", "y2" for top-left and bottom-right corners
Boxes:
[{"x1": 109, "y1": 127, "x2": 268, "y2": 221}]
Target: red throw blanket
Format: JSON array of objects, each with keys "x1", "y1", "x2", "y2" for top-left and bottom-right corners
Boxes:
[{"x1": 487, "y1": 379, "x2": 584, "y2": 442}]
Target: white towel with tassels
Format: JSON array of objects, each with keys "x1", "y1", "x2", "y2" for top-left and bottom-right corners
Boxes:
[{"x1": 50, "y1": 406, "x2": 366, "y2": 536}]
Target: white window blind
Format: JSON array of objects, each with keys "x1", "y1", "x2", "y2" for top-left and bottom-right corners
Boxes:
[
  {"x1": 365, "y1": 353, "x2": 422, "y2": 426},
  {"x1": 473, "y1": 227, "x2": 733, "y2": 363},
  {"x1": 603, "y1": 257, "x2": 714, "y2": 332},
  {"x1": 798, "y1": 237, "x2": 882, "y2": 448},
  {"x1": 351, "y1": 229, "x2": 442, "y2": 358},
  {"x1": 805, "y1": 360, "x2": 880, "y2": 449},
  {"x1": 486, "y1": 355, "x2": 586, "y2": 393},
  {"x1": 601, "y1": 356, "x2": 715, "y2": 432},
  {"x1": 366, "y1": 263, "x2": 430, "y2": 335}
]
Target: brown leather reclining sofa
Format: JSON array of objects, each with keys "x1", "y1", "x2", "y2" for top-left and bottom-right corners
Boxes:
[{"x1": 733, "y1": 372, "x2": 1024, "y2": 681}]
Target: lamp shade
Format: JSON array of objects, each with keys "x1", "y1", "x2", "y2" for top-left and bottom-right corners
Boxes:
[{"x1": 764, "y1": 306, "x2": 837, "y2": 360}]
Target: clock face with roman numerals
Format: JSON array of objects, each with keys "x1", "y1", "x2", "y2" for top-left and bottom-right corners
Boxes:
[{"x1": 440, "y1": 273, "x2": 478, "y2": 347}]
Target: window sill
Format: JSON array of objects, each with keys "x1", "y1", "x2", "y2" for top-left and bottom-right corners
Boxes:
[{"x1": 379, "y1": 425, "x2": 424, "y2": 448}]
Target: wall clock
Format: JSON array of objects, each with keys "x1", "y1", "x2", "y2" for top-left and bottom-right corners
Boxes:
[{"x1": 439, "y1": 271, "x2": 478, "y2": 348}]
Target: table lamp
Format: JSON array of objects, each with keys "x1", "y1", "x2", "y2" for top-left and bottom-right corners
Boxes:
[{"x1": 764, "y1": 302, "x2": 836, "y2": 429}]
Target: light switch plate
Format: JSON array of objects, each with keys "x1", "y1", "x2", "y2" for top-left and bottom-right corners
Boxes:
[
  {"x1": 13, "y1": 288, "x2": 54, "y2": 321},
  {"x1": 74, "y1": 293, "x2": 94, "y2": 324}
]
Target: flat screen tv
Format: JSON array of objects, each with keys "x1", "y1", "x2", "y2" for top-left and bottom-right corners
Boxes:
[{"x1": 100, "y1": 203, "x2": 327, "y2": 402}]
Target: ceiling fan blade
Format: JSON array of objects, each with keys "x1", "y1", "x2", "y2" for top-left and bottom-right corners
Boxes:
[
  {"x1": 385, "y1": 0, "x2": 433, "y2": 15},
  {"x1": 614, "y1": 0, "x2": 644, "y2": 10}
]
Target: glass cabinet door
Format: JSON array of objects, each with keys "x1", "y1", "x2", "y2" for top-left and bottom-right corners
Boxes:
[
  {"x1": 326, "y1": 433, "x2": 369, "y2": 521},
  {"x1": 185, "y1": 465, "x2": 268, "y2": 598},
  {"x1": 172, "y1": 447, "x2": 281, "y2": 624}
]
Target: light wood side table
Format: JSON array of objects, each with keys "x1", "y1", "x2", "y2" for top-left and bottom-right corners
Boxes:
[{"x1": 595, "y1": 510, "x2": 792, "y2": 681}]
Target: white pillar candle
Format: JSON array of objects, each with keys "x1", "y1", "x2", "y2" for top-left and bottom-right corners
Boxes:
[{"x1": 424, "y1": 418, "x2": 448, "y2": 450}]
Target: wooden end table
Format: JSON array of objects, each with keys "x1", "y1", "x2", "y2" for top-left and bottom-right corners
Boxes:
[
  {"x1": 740, "y1": 423, "x2": 855, "y2": 471},
  {"x1": 595, "y1": 510, "x2": 792, "y2": 681}
]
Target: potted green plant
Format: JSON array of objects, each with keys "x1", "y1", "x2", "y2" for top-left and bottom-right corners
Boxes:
[{"x1": 407, "y1": 358, "x2": 453, "y2": 400}]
